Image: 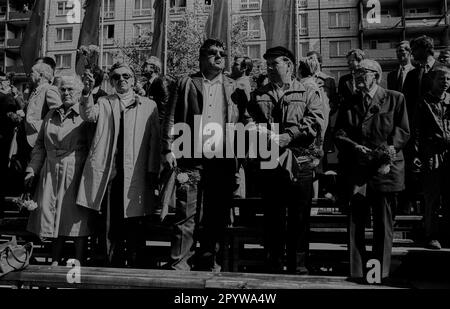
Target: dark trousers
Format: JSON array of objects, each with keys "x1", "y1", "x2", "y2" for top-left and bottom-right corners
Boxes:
[
  {"x1": 349, "y1": 190, "x2": 397, "y2": 278},
  {"x1": 260, "y1": 167, "x2": 313, "y2": 273},
  {"x1": 108, "y1": 168, "x2": 145, "y2": 268},
  {"x1": 422, "y1": 166, "x2": 450, "y2": 241},
  {"x1": 169, "y1": 159, "x2": 235, "y2": 271},
  {"x1": 168, "y1": 167, "x2": 201, "y2": 271}
]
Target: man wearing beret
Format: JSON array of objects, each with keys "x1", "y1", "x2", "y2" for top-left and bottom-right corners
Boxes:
[
  {"x1": 248, "y1": 46, "x2": 325, "y2": 274},
  {"x1": 334, "y1": 59, "x2": 410, "y2": 281}
]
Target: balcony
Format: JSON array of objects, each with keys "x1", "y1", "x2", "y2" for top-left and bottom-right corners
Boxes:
[
  {"x1": 7, "y1": 38, "x2": 22, "y2": 48},
  {"x1": 242, "y1": 29, "x2": 261, "y2": 39},
  {"x1": 9, "y1": 11, "x2": 32, "y2": 20},
  {"x1": 365, "y1": 48, "x2": 396, "y2": 61},
  {"x1": 203, "y1": 4, "x2": 212, "y2": 14},
  {"x1": 298, "y1": 0, "x2": 307, "y2": 8},
  {"x1": 299, "y1": 28, "x2": 308, "y2": 35},
  {"x1": 103, "y1": 11, "x2": 115, "y2": 19},
  {"x1": 169, "y1": 6, "x2": 186, "y2": 15},
  {"x1": 240, "y1": 1, "x2": 260, "y2": 11},
  {"x1": 361, "y1": 16, "x2": 402, "y2": 30},
  {"x1": 6, "y1": 65, "x2": 25, "y2": 74},
  {"x1": 405, "y1": 16, "x2": 446, "y2": 28},
  {"x1": 133, "y1": 9, "x2": 152, "y2": 16}
]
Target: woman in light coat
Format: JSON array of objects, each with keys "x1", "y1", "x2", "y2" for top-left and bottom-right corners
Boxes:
[
  {"x1": 77, "y1": 62, "x2": 160, "y2": 267},
  {"x1": 25, "y1": 75, "x2": 96, "y2": 266}
]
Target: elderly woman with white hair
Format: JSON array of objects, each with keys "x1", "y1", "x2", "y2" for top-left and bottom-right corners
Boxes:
[
  {"x1": 77, "y1": 61, "x2": 160, "y2": 267},
  {"x1": 334, "y1": 59, "x2": 410, "y2": 282},
  {"x1": 25, "y1": 75, "x2": 96, "y2": 266}
]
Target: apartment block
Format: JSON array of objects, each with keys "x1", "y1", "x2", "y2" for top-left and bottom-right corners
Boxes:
[{"x1": 2, "y1": 0, "x2": 450, "y2": 86}]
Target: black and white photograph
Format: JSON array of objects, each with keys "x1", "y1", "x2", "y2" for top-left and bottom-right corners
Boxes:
[{"x1": 0, "y1": 0, "x2": 449, "y2": 298}]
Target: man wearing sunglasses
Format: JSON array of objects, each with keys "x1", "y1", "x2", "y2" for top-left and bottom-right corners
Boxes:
[
  {"x1": 78, "y1": 62, "x2": 160, "y2": 267},
  {"x1": 161, "y1": 39, "x2": 252, "y2": 272},
  {"x1": 334, "y1": 59, "x2": 410, "y2": 282}
]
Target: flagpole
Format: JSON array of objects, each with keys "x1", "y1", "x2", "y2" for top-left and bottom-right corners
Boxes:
[
  {"x1": 295, "y1": 0, "x2": 300, "y2": 72},
  {"x1": 163, "y1": 0, "x2": 169, "y2": 75},
  {"x1": 42, "y1": 0, "x2": 49, "y2": 56},
  {"x1": 100, "y1": 0, "x2": 105, "y2": 69},
  {"x1": 227, "y1": 0, "x2": 232, "y2": 73}
]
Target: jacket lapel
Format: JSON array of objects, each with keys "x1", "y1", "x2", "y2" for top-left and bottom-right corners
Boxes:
[
  {"x1": 363, "y1": 87, "x2": 386, "y2": 123},
  {"x1": 223, "y1": 76, "x2": 235, "y2": 123},
  {"x1": 109, "y1": 95, "x2": 121, "y2": 141}
]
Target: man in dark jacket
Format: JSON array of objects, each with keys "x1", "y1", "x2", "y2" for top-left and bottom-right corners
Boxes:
[
  {"x1": 338, "y1": 49, "x2": 365, "y2": 108},
  {"x1": 387, "y1": 41, "x2": 414, "y2": 93},
  {"x1": 161, "y1": 39, "x2": 251, "y2": 272},
  {"x1": 335, "y1": 59, "x2": 410, "y2": 281},
  {"x1": 142, "y1": 56, "x2": 171, "y2": 123},
  {"x1": 414, "y1": 67, "x2": 450, "y2": 250},
  {"x1": 248, "y1": 46, "x2": 324, "y2": 274}
]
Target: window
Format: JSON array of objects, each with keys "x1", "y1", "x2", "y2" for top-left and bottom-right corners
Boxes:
[
  {"x1": 102, "y1": 52, "x2": 114, "y2": 70},
  {"x1": 133, "y1": 23, "x2": 152, "y2": 41},
  {"x1": 104, "y1": 0, "x2": 115, "y2": 18},
  {"x1": 103, "y1": 25, "x2": 115, "y2": 44},
  {"x1": 56, "y1": 27, "x2": 73, "y2": 42},
  {"x1": 246, "y1": 45, "x2": 261, "y2": 59},
  {"x1": 170, "y1": 0, "x2": 187, "y2": 14},
  {"x1": 134, "y1": 0, "x2": 152, "y2": 16},
  {"x1": 243, "y1": 16, "x2": 261, "y2": 38},
  {"x1": 57, "y1": 1, "x2": 74, "y2": 16},
  {"x1": 298, "y1": 0, "x2": 307, "y2": 8},
  {"x1": 299, "y1": 13, "x2": 308, "y2": 35},
  {"x1": 329, "y1": 11, "x2": 350, "y2": 28},
  {"x1": 330, "y1": 40, "x2": 351, "y2": 57},
  {"x1": 299, "y1": 42, "x2": 309, "y2": 57},
  {"x1": 55, "y1": 54, "x2": 72, "y2": 69},
  {"x1": 240, "y1": 0, "x2": 260, "y2": 10}
]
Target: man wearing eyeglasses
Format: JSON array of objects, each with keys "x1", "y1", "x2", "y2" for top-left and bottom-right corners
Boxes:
[
  {"x1": 161, "y1": 39, "x2": 251, "y2": 272},
  {"x1": 78, "y1": 62, "x2": 161, "y2": 267},
  {"x1": 334, "y1": 59, "x2": 410, "y2": 282}
]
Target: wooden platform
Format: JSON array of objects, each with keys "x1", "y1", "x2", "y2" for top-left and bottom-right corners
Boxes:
[{"x1": 0, "y1": 265, "x2": 403, "y2": 289}]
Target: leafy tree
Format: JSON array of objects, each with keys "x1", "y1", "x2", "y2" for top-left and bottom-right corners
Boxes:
[{"x1": 114, "y1": 0, "x2": 253, "y2": 78}]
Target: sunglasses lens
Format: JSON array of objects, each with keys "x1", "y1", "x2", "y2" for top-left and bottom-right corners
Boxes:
[{"x1": 112, "y1": 74, "x2": 131, "y2": 81}]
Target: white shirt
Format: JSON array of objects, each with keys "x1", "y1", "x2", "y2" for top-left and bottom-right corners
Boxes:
[
  {"x1": 197, "y1": 73, "x2": 225, "y2": 158},
  {"x1": 398, "y1": 63, "x2": 414, "y2": 83},
  {"x1": 425, "y1": 57, "x2": 436, "y2": 73}
]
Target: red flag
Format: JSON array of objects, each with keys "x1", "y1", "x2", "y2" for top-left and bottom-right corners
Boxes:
[
  {"x1": 205, "y1": 0, "x2": 229, "y2": 44},
  {"x1": 75, "y1": 0, "x2": 101, "y2": 75},
  {"x1": 20, "y1": 0, "x2": 46, "y2": 74},
  {"x1": 151, "y1": 0, "x2": 167, "y2": 66},
  {"x1": 261, "y1": 0, "x2": 296, "y2": 51}
]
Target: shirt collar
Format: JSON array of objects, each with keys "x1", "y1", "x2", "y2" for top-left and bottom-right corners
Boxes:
[
  {"x1": 202, "y1": 73, "x2": 223, "y2": 85},
  {"x1": 400, "y1": 63, "x2": 414, "y2": 71},
  {"x1": 56, "y1": 103, "x2": 80, "y2": 118},
  {"x1": 425, "y1": 57, "x2": 435, "y2": 70},
  {"x1": 366, "y1": 84, "x2": 379, "y2": 99}
]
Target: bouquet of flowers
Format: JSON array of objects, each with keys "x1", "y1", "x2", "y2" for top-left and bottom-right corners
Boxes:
[
  {"x1": 354, "y1": 144, "x2": 395, "y2": 185},
  {"x1": 13, "y1": 193, "x2": 38, "y2": 212},
  {"x1": 77, "y1": 45, "x2": 100, "y2": 70},
  {"x1": 175, "y1": 167, "x2": 201, "y2": 187}
]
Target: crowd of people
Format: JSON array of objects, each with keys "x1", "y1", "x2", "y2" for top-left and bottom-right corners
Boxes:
[{"x1": 0, "y1": 34, "x2": 450, "y2": 283}]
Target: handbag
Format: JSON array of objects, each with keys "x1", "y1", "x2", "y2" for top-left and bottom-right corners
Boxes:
[{"x1": 0, "y1": 237, "x2": 33, "y2": 277}]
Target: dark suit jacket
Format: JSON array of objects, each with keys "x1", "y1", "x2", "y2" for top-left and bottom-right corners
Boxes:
[
  {"x1": 387, "y1": 69, "x2": 402, "y2": 92},
  {"x1": 402, "y1": 60, "x2": 444, "y2": 128},
  {"x1": 162, "y1": 72, "x2": 251, "y2": 167},
  {"x1": 316, "y1": 71, "x2": 338, "y2": 112},
  {"x1": 338, "y1": 73, "x2": 355, "y2": 108},
  {"x1": 144, "y1": 75, "x2": 171, "y2": 122},
  {"x1": 335, "y1": 86, "x2": 410, "y2": 192}
]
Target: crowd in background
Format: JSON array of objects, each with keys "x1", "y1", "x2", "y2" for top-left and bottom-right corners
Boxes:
[{"x1": 0, "y1": 34, "x2": 450, "y2": 284}]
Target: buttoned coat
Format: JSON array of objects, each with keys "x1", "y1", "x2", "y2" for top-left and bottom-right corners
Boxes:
[
  {"x1": 249, "y1": 79, "x2": 324, "y2": 162},
  {"x1": 25, "y1": 83, "x2": 62, "y2": 148},
  {"x1": 76, "y1": 93, "x2": 160, "y2": 218},
  {"x1": 161, "y1": 72, "x2": 251, "y2": 167},
  {"x1": 335, "y1": 86, "x2": 410, "y2": 192}
]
